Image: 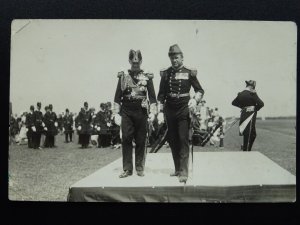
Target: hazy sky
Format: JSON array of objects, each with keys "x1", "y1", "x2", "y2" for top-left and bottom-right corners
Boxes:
[{"x1": 10, "y1": 20, "x2": 297, "y2": 117}]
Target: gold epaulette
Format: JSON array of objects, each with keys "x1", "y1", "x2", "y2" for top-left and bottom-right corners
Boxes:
[
  {"x1": 160, "y1": 68, "x2": 168, "y2": 77},
  {"x1": 184, "y1": 66, "x2": 197, "y2": 77}
]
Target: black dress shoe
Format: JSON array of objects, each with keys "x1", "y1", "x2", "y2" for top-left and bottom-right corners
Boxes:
[
  {"x1": 137, "y1": 171, "x2": 144, "y2": 177},
  {"x1": 170, "y1": 171, "x2": 180, "y2": 176},
  {"x1": 119, "y1": 170, "x2": 133, "y2": 178},
  {"x1": 179, "y1": 176, "x2": 188, "y2": 183}
]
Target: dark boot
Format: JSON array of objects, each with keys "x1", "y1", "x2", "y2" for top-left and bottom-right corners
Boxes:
[
  {"x1": 170, "y1": 171, "x2": 180, "y2": 177},
  {"x1": 137, "y1": 171, "x2": 144, "y2": 177},
  {"x1": 119, "y1": 170, "x2": 133, "y2": 178}
]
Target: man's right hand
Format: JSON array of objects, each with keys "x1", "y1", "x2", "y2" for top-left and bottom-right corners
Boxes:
[{"x1": 157, "y1": 112, "x2": 165, "y2": 125}]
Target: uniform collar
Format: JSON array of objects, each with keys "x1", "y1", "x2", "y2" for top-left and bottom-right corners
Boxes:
[
  {"x1": 244, "y1": 87, "x2": 256, "y2": 93},
  {"x1": 128, "y1": 69, "x2": 143, "y2": 74},
  {"x1": 171, "y1": 65, "x2": 184, "y2": 71}
]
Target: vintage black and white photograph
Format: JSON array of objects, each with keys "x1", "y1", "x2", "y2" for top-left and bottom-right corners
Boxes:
[{"x1": 8, "y1": 19, "x2": 296, "y2": 202}]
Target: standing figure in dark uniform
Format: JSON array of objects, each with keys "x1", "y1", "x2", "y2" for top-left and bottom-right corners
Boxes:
[
  {"x1": 110, "y1": 113, "x2": 121, "y2": 148},
  {"x1": 63, "y1": 108, "x2": 74, "y2": 143},
  {"x1": 113, "y1": 49, "x2": 157, "y2": 178},
  {"x1": 232, "y1": 80, "x2": 264, "y2": 151},
  {"x1": 95, "y1": 103, "x2": 111, "y2": 148},
  {"x1": 26, "y1": 105, "x2": 35, "y2": 148},
  {"x1": 157, "y1": 44, "x2": 205, "y2": 183},
  {"x1": 77, "y1": 102, "x2": 92, "y2": 148},
  {"x1": 44, "y1": 104, "x2": 58, "y2": 148},
  {"x1": 32, "y1": 102, "x2": 45, "y2": 149},
  {"x1": 42, "y1": 106, "x2": 49, "y2": 147},
  {"x1": 75, "y1": 109, "x2": 82, "y2": 145}
]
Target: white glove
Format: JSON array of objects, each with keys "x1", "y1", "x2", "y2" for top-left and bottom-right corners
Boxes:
[
  {"x1": 90, "y1": 124, "x2": 94, "y2": 128},
  {"x1": 148, "y1": 113, "x2": 155, "y2": 122},
  {"x1": 107, "y1": 122, "x2": 111, "y2": 127},
  {"x1": 31, "y1": 126, "x2": 36, "y2": 132},
  {"x1": 42, "y1": 122, "x2": 45, "y2": 127},
  {"x1": 26, "y1": 128, "x2": 29, "y2": 132},
  {"x1": 78, "y1": 126, "x2": 82, "y2": 131},
  {"x1": 114, "y1": 114, "x2": 121, "y2": 126},
  {"x1": 62, "y1": 128, "x2": 65, "y2": 132},
  {"x1": 44, "y1": 127, "x2": 48, "y2": 131},
  {"x1": 188, "y1": 98, "x2": 197, "y2": 111},
  {"x1": 54, "y1": 122, "x2": 58, "y2": 127},
  {"x1": 157, "y1": 112, "x2": 165, "y2": 125},
  {"x1": 97, "y1": 126, "x2": 101, "y2": 131}
]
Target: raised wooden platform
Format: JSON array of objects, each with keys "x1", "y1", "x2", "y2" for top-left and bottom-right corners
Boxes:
[{"x1": 67, "y1": 152, "x2": 296, "y2": 202}]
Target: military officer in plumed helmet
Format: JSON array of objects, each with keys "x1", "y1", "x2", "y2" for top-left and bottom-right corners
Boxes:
[
  {"x1": 157, "y1": 44, "x2": 205, "y2": 183},
  {"x1": 113, "y1": 49, "x2": 157, "y2": 178},
  {"x1": 232, "y1": 80, "x2": 264, "y2": 151}
]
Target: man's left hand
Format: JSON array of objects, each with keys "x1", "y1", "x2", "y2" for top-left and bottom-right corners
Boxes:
[{"x1": 188, "y1": 98, "x2": 197, "y2": 112}]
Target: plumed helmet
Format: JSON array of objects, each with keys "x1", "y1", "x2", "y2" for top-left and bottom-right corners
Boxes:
[
  {"x1": 66, "y1": 108, "x2": 69, "y2": 113},
  {"x1": 49, "y1": 104, "x2": 53, "y2": 110},
  {"x1": 129, "y1": 49, "x2": 142, "y2": 64},
  {"x1": 84, "y1": 101, "x2": 88, "y2": 107},
  {"x1": 30, "y1": 105, "x2": 34, "y2": 111},
  {"x1": 168, "y1": 44, "x2": 183, "y2": 56},
  {"x1": 245, "y1": 80, "x2": 256, "y2": 89},
  {"x1": 37, "y1": 102, "x2": 41, "y2": 107}
]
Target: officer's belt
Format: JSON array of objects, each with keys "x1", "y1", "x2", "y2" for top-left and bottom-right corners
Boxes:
[
  {"x1": 167, "y1": 93, "x2": 190, "y2": 98},
  {"x1": 242, "y1": 106, "x2": 255, "y2": 112},
  {"x1": 123, "y1": 94, "x2": 146, "y2": 100}
]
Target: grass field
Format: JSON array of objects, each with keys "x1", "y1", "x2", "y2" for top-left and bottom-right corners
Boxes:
[{"x1": 8, "y1": 119, "x2": 296, "y2": 201}]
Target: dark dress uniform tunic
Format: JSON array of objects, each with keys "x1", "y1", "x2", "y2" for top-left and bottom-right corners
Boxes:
[
  {"x1": 232, "y1": 89, "x2": 264, "y2": 151},
  {"x1": 25, "y1": 112, "x2": 34, "y2": 148},
  {"x1": 95, "y1": 110, "x2": 111, "y2": 147},
  {"x1": 32, "y1": 110, "x2": 44, "y2": 149},
  {"x1": 77, "y1": 109, "x2": 92, "y2": 148},
  {"x1": 114, "y1": 69, "x2": 157, "y2": 172},
  {"x1": 157, "y1": 65, "x2": 204, "y2": 177},
  {"x1": 63, "y1": 114, "x2": 74, "y2": 142},
  {"x1": 44, "y1": 111, "x2": 58, "y2": 147}
]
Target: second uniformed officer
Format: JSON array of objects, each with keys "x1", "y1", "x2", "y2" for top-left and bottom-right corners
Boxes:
[
  {"x1": 113, "y1": 49, "x2": 157, "y2": 178},
  {"x1": 232, "y1": 80, "x2": 264, "y2": 151},
  {"x1": 157, "y1": 44, "x2": 204, "y2": 183}
]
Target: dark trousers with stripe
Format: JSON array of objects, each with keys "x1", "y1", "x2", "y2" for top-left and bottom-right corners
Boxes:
[
  {"x1": 240, "y1": 111, "x2": 257, "y2": 151},
  {"x1": 165, "y1": 103, "x2": 190, "y2": 177},
  {"x1": 121, "y1": 103, "x2": 147, "y2": 172}
]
